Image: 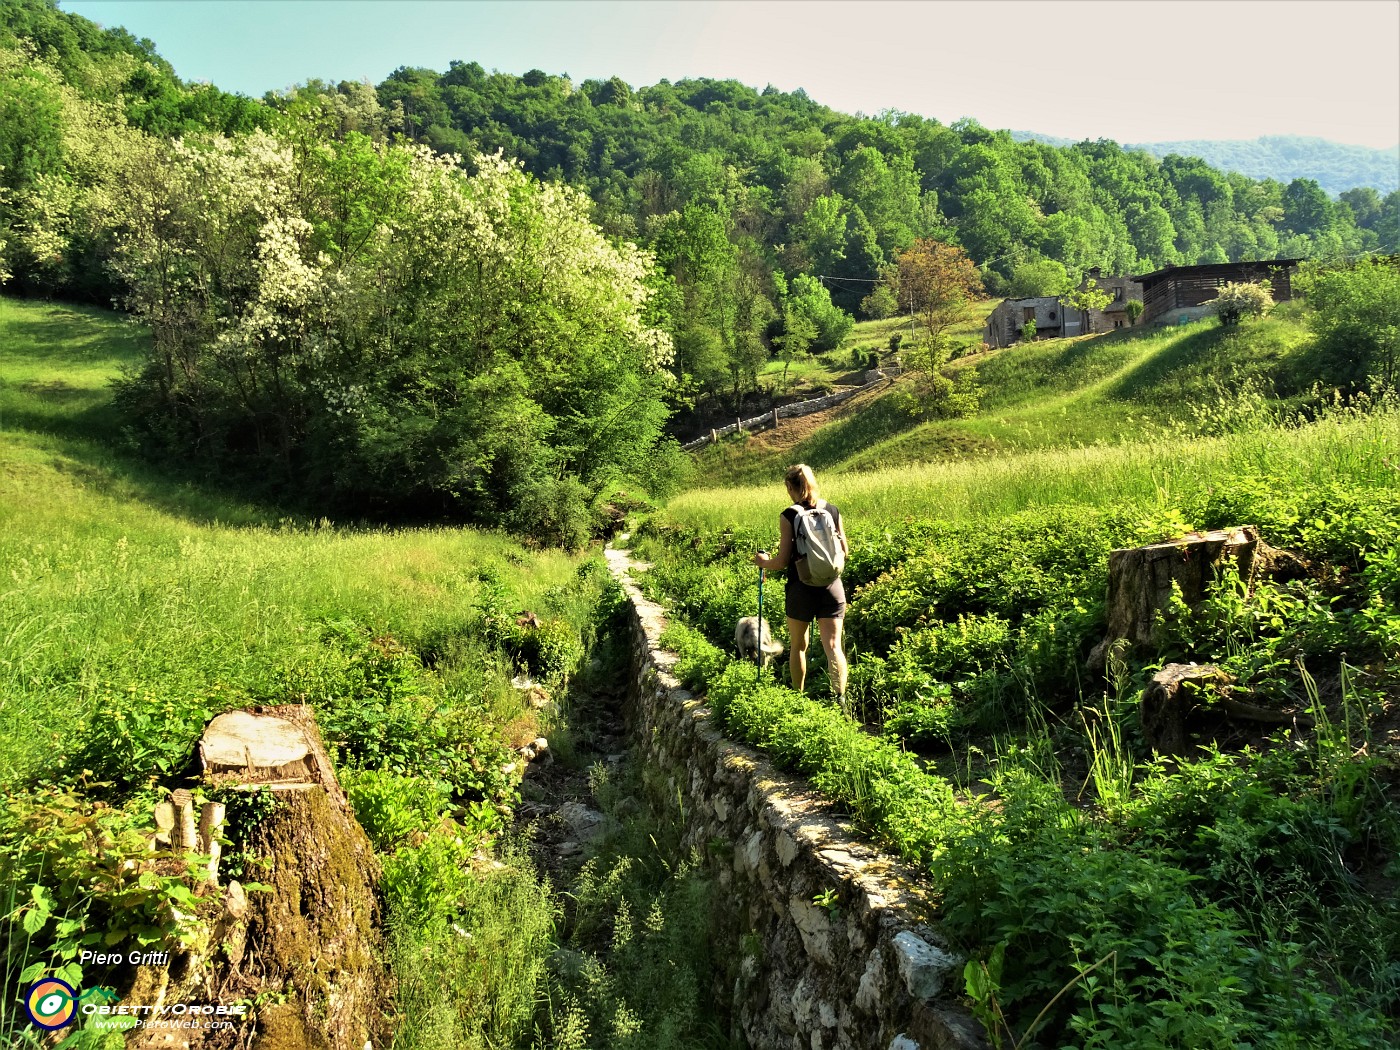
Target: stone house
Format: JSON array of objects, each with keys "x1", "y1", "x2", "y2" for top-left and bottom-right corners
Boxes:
[
  {"x1": 1134, "y1": 259, "x2": 1301, "y2": 326},
  {"x1": 985, "y1": 269, "x2": 1144, "y2": 346},
  {"x1": 1071, "y1": 267, "x2": 1143, "y2": 333},
  {"x1": 984, "y1": 296, "x2": 1073, "y2": 348}
]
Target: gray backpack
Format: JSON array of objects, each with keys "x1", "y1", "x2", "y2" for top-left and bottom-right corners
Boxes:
[{"x1": 789, "y1": 501, "x2": 845, "y2": 587}]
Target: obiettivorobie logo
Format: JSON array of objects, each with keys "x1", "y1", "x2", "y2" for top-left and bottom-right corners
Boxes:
[
  {"x1": 23, "y1": 980, "x2": 245, "y2": 1034},
  {"x1": 23, "y1": 980, "x2": 117, "y2": 1030}
]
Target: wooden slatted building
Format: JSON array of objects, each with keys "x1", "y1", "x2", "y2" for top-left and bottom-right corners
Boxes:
[{"x1": 1133, "y1": 259, "x2": 1301, "y2": 326}]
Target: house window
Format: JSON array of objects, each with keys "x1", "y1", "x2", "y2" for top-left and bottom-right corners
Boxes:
[
  {"x1": 1023, "y1": 307, "x2": 1035, "y2": 323},
  {"x1": 1049, "y1": 311, "x2": 1057, "y2": 321},
  {"x1": 1115, "y1": 318, "x2": 1124, "y2": 328},
  {"x1": 1113, "y1": 286, "x2": 1125, "y2": 301}
]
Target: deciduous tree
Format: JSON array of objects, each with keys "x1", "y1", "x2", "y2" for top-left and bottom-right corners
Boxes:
[
  {"x1": 883, "y1": 237, "x2": 982, "y2": 350},
  {"x1": 1296, "y1": 258, "x2": 1400, "y2": 387},
  {"x1": 1063, "y1": 278, "x2": 1114, "y2": 334},
  {"x1": 110, "y1": 134, "x2": 675, "y2": 543},
  {"x1": 879, "y1": 238, "x2": 982, "y2": 416}
]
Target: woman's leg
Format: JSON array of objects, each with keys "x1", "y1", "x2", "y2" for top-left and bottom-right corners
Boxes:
[
  {"x1": 787, "y1": 616, "x2": 811, "y2": 691},
  {"x1": 818, "y1": 617, "x2": 848, "y2": 698}
]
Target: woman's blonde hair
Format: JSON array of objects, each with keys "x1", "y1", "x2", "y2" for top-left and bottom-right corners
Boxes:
[{"x1": 784, "y1": 463, "x2": 820, "y2": 505}]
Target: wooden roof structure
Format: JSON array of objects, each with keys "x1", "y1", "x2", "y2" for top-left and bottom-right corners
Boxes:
[{"x1": 1132, "y1": 259, "x2": 1301, "y2": 325}]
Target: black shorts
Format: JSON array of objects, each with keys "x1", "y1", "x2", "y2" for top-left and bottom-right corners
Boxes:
[{"x1": 785, "y1": 575, "x2": 846, "y2": 623}]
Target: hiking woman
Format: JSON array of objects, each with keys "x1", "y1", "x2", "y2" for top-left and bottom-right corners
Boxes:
[{"x1": 753, "y1": 463, "x2": 849, "y2": 699}]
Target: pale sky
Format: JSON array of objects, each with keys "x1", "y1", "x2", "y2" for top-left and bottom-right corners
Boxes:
[{"x1": 59, "y1": 0, "x2": 1400, "y2": 150}]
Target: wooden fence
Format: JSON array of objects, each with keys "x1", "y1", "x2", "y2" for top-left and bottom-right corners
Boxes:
[{"x1": 679, "y1": 368, "x2": 901, "y2": 452}]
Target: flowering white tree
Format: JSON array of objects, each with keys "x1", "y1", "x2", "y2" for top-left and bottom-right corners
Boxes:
[{"x1": 111, "y1": 130, "x2": 675, "y2": 542}]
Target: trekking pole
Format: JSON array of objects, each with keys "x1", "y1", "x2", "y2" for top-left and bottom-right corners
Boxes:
[{"x1": 757, "y1": 552, "x2": 767, "y2": 652}]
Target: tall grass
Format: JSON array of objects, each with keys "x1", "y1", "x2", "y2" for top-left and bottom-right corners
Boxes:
[
  {"x1": 666, "y1": 405, "x2": 1400, "y2": 537},
  {"x1": 0, "y1": 296, "x2": 586, "y2": 785}
]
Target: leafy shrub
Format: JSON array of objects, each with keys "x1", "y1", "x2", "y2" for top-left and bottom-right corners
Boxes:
[
  {"x1": 508, "y1": 475, "x2": 594, "y2": 551},
  {"x1": 500, "y1": 617, "x2": 587, "y2": 683},
  {"x1": 60, "y1": 687, "x2": 217, "y2": 794},
  {"x1": 1295, "y1": 257, "x2": 1400, "y2": 388},
  {"x1": 386, "y1": 844, "x2": 554, "y2": 1050},
  {"x1": 710, "y1": 666, "x2": 957, "y2": 862},
  {"x1": 308, "y1": 632, "x2": 519, "y2": 807},
  {"x1": 343, "y1": 768, "x2": 452, "y2": 853},
  {"x1": 943, "y1": 769, "x2": 1392, "y2": 1049},
  {"x1": 470, "y1": 570, "x2": 588, "y2": 682},
  {"x1": 0, "y1": 788, "x2": 206, "y2": 1003},
  {"x1": 381, "y1": 827, "x2": 478, "y2": 931},
  {"x1": 657, "y1": 622, "x2": 728, "y2": 693},
  {"x1": 1208, "y1": 280, "x2": 1273, "y2": 327}
]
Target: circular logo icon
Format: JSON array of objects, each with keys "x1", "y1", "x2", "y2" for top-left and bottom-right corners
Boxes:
[{"x1": 25, "y1": 979, "x2": 77, "y2": 1030}]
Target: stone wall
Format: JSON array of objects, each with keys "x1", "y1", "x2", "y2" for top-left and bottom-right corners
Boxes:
[{"x1": 606, "y1": 547, "x2": 987, "y2": 1050}]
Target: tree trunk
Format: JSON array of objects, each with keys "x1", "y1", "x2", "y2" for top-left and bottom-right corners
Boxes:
[
  {"x1": 1139, "y1": 663, "x2": 1232, "y2": 756},
  {"x1": 1088, "y1": 526, "x2": 1265, "y2": 671},
  {"x1": 125, "y1": 706, "x2": 389, "y2": 1050}
]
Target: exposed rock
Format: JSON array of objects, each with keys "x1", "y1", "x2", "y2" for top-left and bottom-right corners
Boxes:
[
  {"x1": 855, "y1": 949, "x2": 885, "y2": 1011},
  {"x1": 775, "y1": 830, "x2": 799, "y2": 867},
  {"x1": 518, "y1": 737, "x2": 551, "y2": 762},
  {"x1": 789, "y1": 894, "x2": 836, "y2": 965},
  {"x1": 556, "y1": 801, "x2": 605, "y2": 842},
  {"x1": 893, "y1": 932, "x2": 959, "y2": 1000}
]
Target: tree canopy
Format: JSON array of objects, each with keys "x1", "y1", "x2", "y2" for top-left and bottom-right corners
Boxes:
[{"x1": 3, "y1": 0, "x2": 1399, "y2": 538}]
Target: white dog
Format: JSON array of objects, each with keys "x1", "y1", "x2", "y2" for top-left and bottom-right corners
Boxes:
[{"x1": 735, "y1": 616, "x2": 784, "y2": 667}]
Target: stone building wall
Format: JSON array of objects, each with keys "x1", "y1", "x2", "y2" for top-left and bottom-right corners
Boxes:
[{"x1": 606, "y1": 547, "x2": 987, "y2": 1050}]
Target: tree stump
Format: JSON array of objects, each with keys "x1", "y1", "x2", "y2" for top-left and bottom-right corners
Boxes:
[
  {"x1": 1140, "y1": 663, "x2": 1233, "y2": 756},
  {"x1": 1139, "y1": 663, "x2": 1315, "y2": 756},
  {"x1": 1088, "y1": 526, "x2": 1264, "y2": 671},
  {"x1": 126, "y1": 705, "x2": 388, "y2": 1050}
]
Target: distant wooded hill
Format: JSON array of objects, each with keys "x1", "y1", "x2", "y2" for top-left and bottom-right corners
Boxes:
[
  {"x1": 4, "y1": 0, "x2": 1399, "y2": 430},
  {"x1": 1011, "y1": 132, "x2": 1400, "y2": 197}
]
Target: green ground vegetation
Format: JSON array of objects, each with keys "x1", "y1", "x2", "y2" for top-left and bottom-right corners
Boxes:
[
  {"x1": 0, "y1": 296, "x2": 716, "y2": 1050},
  {"x1": 693, "y1": 299, "x2": 1321, "y2": 486},
  {"x1": 634, "y1": 293, "x2": 1400, "y2": 1046}
]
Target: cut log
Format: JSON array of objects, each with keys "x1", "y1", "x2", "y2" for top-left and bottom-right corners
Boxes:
[
  {"x1": 169, "y1": 788, "x2": 198, "y2": 851},
  {"x1": 199, "y1": 709, "x2": 317, "y2": 783},
  {"x1": 1089, "y1": 526, "x2": 1266, "y2": 671},
  {"x1": 1139, "y1": 664, "x2": 1317, "y2": 756},
  {"x1": 198, "y1": 801, "x2": 225, "y2": 887}
]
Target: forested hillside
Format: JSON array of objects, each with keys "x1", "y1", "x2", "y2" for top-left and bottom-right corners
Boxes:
[
  {"x1": 1133, "y1": 135, "x2": 1400, "y2": 198},
  {"x1": 291, "y1": 62, "x2": 1399, "y2": 409},
  {"x1": 3, "y1": 0, "x2": 1398, "y2": 532},
  {"x1": 1013, "y1": 131, "x2": 1400, "y2": 197}
]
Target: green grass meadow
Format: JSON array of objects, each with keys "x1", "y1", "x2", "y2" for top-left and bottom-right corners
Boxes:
[
  {"x1": 692, "y1": 303, "x2": 1321, "y2": 486},
  {"x1": 0, "y1": 299, "x2": 586, "y2": 784},
  {"x1": 0, "y1": 297, "x2": 626, "y2": 1050}
]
